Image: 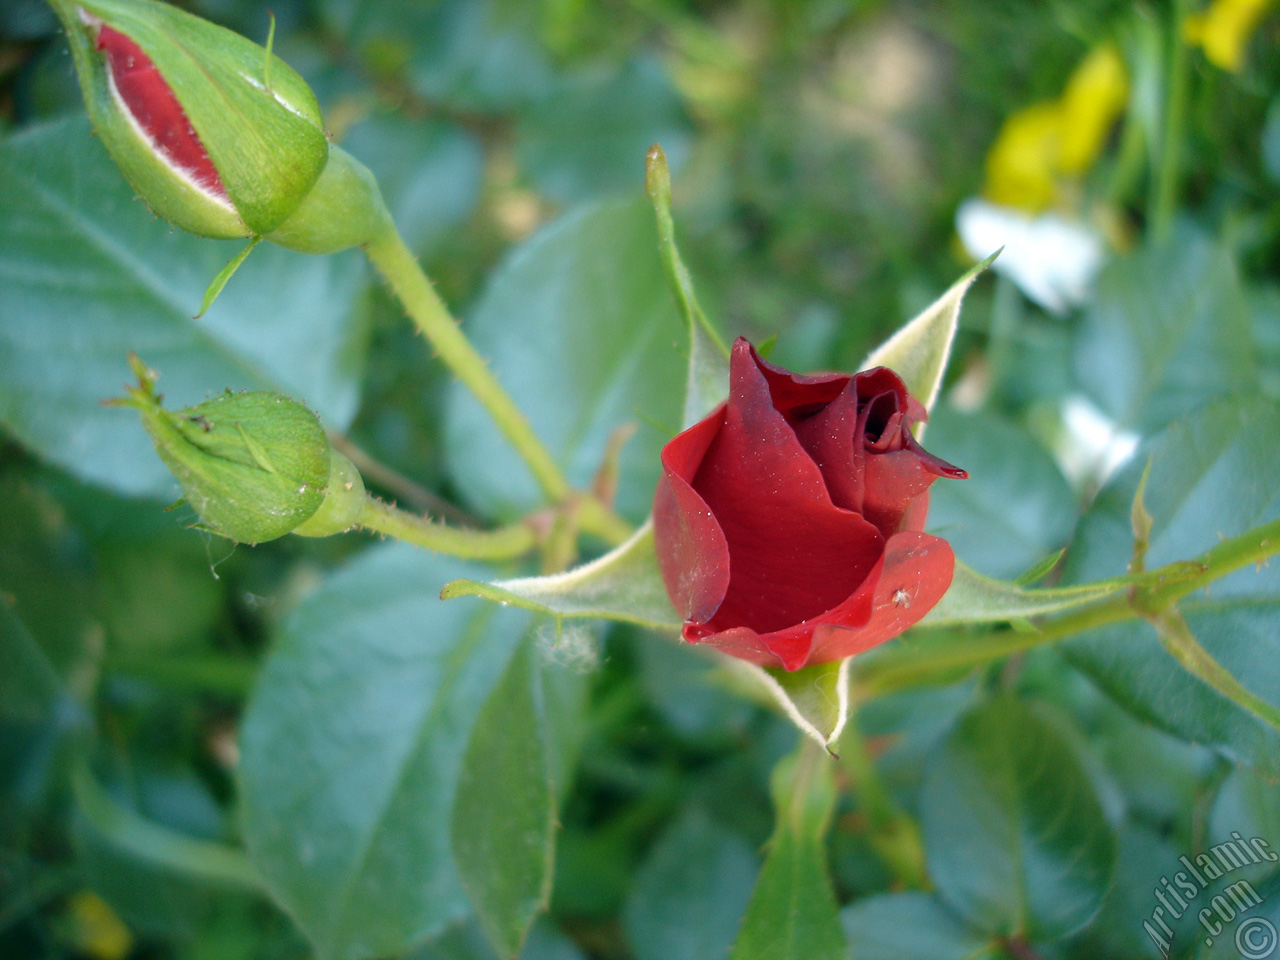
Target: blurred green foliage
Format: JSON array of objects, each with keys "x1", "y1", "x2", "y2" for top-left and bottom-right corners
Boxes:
[{"x1": 2, "y1": 0, "x2": 1279, "y2": 958}]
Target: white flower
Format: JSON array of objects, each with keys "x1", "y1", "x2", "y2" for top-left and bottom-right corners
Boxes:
[{"x1": 956, "y1": 198, "x2": 1106, "y2": 315}]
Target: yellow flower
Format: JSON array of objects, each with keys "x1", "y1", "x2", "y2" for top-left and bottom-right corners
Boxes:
[
  {"x1": 1185, "y1": 0, "x2": 1277, "y2": 71},
  {"x1": 984, "y1": 101, "x2": 1062, "y2": 211},
  {"x1": 983, "y1": 43, "x2": 1129, "y2": 211},
  {"x1": 1058, "y1": 44, "x2": 1129, "y2": 175},
  {"x1": 65, "y1": 891, "x2": 133, "y2": 960}
]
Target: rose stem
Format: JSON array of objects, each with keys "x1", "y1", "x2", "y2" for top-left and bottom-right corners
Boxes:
[
  {"x1": 858, "y1": 516, "x2": 1280, "y2": 701},
  {"x1": 363, "y1": 222, "x2": 630, "y2": 545},
  {"x1": 357, "y1": 495, "x2": 539, "y2": 560}
]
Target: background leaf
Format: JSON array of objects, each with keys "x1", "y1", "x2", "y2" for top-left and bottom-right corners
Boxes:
[
  {"x1": 924, "y1": 407, "x2": 1076, "y2": 580},
  {"x1": 239, "y1": 544, "x2": 530, "y2": 960},
  {"x1": 442, "y1": 197, "x2": 686, "y2": 522},
  {"x1": 0, "y1": 117, "x2": 370, "y2": 498},
  {"x1": 1065, "y1": 396, "x2": 1280, "y2": 772},
  {"x1": 839, "y1": 892, "x2": 1000, "y2": 960},
  {"x1": 516, "y1": 58, "x2": 691, "y2": 204},
  {"x1": 920, "y1": 695, "x2": 1116, "y2": 941},
  {"x1": 622, "y1": 806, "x2": 758, "y2": 960},
  {"x1": 1074, "y1": 226, "x2": 1255, "y2": 433},
  {"x1": 453, "y1": 635, "x2": 557, "y2": 959}
]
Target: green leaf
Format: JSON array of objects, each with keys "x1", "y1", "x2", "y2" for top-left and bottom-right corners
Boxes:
[
  {"x1": 412, "y1": 920, "x2": 585, "y2": 960},
  {"x1": 517, "y1": 58, "x2": 692, "y2": 204},
  {"x1": 839, "y1": 893, "x2": 1000, "y2": 960},
  {"x1": 860, "y1": 254, "x2": 994, "y2": 419},
  {"x1": 634, "y1": 636, "x2": 754, "y2": 744},
  {"x1": 317, "y1": 0, "x2": 554, "y2": 113},
  {"x1": 1192, "y1": 871, "x2": 1280, "y2": 960},
  {"x1": 442, "y1": 520, "x2": 680, "y2": 632},
  {"x1": 622, "y1": 807, "x2": 758, "y2": 960},
  {"x1": 1065, "y1": 396, "x2": 1280, "y2": 772},
  {"x1": 1210, "y1": 765, "x2": 1280, "y2": 887},
  {"x1": 923, "y1": 407, "x2": 1076, "y2": 581},
  {"x1": 920, "y1": 696, "x2": 1116, "y2": 941},
  {"x1": 0, "y1": 117, "x2": 369, "y2": 498},
  {"x1": 923, "y1": 560, "x2": 1122, "y2": 626},
  {"x1": 442, "y1": 197, "x2": 686, "y2": 522},
  {"x1": 1074, "y1": 225, "x2": 1256, "y2": 433},
  {"x1": 729, "y1": 745, "x2": 846, "y2": 960},
  {"x1": 453, "y1": 635, "x2": 557, "y2": 959},
  {"x1": 239, "y1": 544, "x2": 530, "y2": 960}
]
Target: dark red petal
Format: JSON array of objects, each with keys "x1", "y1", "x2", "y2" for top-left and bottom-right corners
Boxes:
[
  {"x1": 682, "y1": 555, "x2": 879, "y2": 672},
  {"x1": 860, "y1": 447, "x2": 945, "y2": 536},
  {"x1": 681, "y1": 624, "x2": 779, "y2": 668},
  {"x1": 759, "y1": 551, "x2": 881, "y2": 670},
  {"x1": 790, "y1": 378, "x2": 864, "y2": 513},
  {"x1": 805, "y1": 531, "x2": 955, "y2": 665},
  {"x1": 904, "y1": 429, "x2": 969, "y2": 480},
  {"x1": 741, "y1": 338, "x2": 850, "y2": 419},
  {"x1": 95, "y1": 25, "x2": 227, "y2": 199},
  {"x1": 691, "y1": 340, "x2": 883, "y2": 637},
  {"x1": 654, "y1": 409, "x2": 732, "y2": 624}
]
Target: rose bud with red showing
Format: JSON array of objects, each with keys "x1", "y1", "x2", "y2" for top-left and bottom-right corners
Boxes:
[
  {"x1": 49, "y1": 0, "x2": 390, "y2": 253},
  {"x1": 653, "y1": 338, "x2": 967, "y2": 672}
]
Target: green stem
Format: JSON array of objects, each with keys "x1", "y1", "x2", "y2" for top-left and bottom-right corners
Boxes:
[
  {"x1": 72, "y1": 757, "x2": 260, "y2": 891},
  {"x1": 857, "y1": 516, "x2": 1280, "y2": 696},
  {"x1": 1149, "y1": 606, "x2": 1280, "y2": 731},
  {"x1": 364, "y1": 225, "x2": 570, "y2": 502},
  {"x1": 357, "y1": 496, "x2": 538, "y2": 560},
  {"x1": 1151, "y1": 0, "x2": 1191, "y2": 241},
  {"x1": 330, "y1": 433, "x2": 477, "y2": 526},
  {"x1": 837, "y1": 711, "x2": 929, "y2": 889}
]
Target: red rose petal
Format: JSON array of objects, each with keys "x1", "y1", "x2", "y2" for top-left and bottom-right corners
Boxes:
[
  {"x1": 654, "y1": 410, "x2": 732, "y2": 624},
  {"x1": 683, "y1": 624, "x2": 778, "y2": 668},
  {"x1": 791, "y1": 378, "x2": 864, "y2": 513},
  {"x1": 690, "y1": 340, "x2": 883, "y2": 637},
  {"x1": 95, "y1": 25, "x2": 227, "y2": 200},
  {"x1": 806, "y1": 531, "x2": 955, "y2": 665},
  {"x1": 748, "y1": 341, "x2": 849, "y2": 417}
]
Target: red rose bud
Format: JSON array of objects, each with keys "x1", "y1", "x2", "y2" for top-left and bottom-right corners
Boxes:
[
  {"x1": 50, "y1": 0, "x2": 332, "y2": 239},
  {"x1": 653, "y1": 338, "x2": 968, "y2": 672}
]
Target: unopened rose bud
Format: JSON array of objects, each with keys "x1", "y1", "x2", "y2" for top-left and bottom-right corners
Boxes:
[
  {"x1": 653, "y1": 339, "x2": 968, "y2": 672},
  {"x1": 49, "y1": 0, "x2": 388, "y2": 251},
  {"x1": 117, "y1": 355, "x2": 366, "y2": 543}
]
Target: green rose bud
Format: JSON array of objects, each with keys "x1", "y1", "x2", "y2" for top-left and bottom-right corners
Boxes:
[
  {"x1": 48, "y1": 0, "x2": 388, "y2": 251},
  {"x1": 118, "y1": 355, "x2": 367, "y2": 543}
]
